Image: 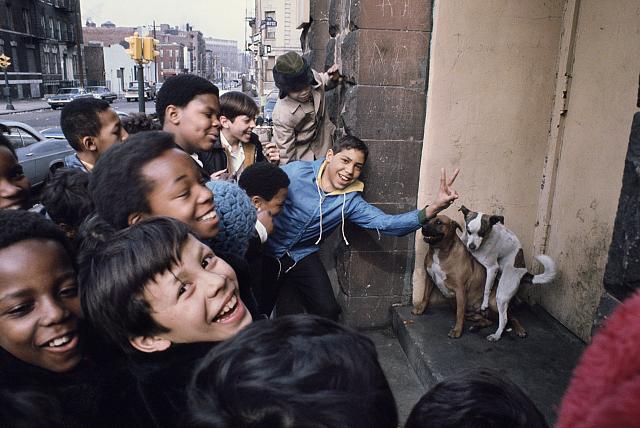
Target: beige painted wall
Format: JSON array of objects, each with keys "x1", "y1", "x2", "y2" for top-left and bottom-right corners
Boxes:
[
  {"x1": 413, "y1": 0, "x2": 640, "y2": 341},
  {"x1": 413, "y1": 0, "x2": 565, "y2": 303},
  {"x1": 530, "y1": 0, "x2": 640, "y2": 340}
]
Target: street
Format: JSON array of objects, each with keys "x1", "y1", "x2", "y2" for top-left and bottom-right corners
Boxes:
[{"x1": 5, "y1": 98, "x2": 157, "y2": 131}]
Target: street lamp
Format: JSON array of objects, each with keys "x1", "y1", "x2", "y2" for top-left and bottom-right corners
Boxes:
[{"x1": 0, "y1": 54, "x2": 14, "y2": 111}]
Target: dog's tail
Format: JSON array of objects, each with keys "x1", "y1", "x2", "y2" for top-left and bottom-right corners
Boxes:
[{"x1": 522, "y1": 255, "x2": 557, "y2": 285}]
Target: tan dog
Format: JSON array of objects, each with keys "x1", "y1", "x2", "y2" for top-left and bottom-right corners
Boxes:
[{"x1": 412, "y1": 215, "x2": 526, "y2": 338}]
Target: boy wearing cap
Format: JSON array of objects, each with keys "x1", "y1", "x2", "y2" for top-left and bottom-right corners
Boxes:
[{"x1": 272, "y1": 51, "x2": 340, "y2": 165}]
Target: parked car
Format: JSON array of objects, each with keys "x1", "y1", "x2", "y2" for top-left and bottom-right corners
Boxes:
[
  {"x1": 47, "y1": 87, "x2": 93, "y2": 109},
  {"x1": 87, "y1": 86, "x2": 118, "y2": 103},
  {"x1": 0, "y1": 120, "x2": 75, "y2": 187},
  {"x1": 124, "y1": 82, "x2": 156, "y2": 102}
]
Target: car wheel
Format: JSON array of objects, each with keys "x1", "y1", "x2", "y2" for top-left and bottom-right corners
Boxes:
[{"x1": 49, "y1": 162, "x2": 64, "y2": 175}]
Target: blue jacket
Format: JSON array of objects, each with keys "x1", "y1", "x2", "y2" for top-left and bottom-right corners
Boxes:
[
  {"x1": 265, "y1": 158, "x2": 422, "y2": 262},
  {"x1": 64, "y1": 153, "x2": 90, "y2": 172}
]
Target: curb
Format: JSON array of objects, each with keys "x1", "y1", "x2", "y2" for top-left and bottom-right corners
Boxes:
[{"x1": 0, "y1": 106, "x2": 52, "y2": 116}]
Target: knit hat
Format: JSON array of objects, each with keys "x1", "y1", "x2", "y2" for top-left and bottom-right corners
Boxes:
[
  {"x1": 555, "y1": 290, "x2": 640, "y2": 428},
  {"x1": 205, "y1": 180, "x2": 257, "y2": 256},
  {"x1": 272, "y1": 52, "x2": 316, "y2": 99}
]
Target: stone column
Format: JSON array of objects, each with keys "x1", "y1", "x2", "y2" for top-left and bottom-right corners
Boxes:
[{"x1": 307, "y1": 0, "x2": 432, "y2": 327}]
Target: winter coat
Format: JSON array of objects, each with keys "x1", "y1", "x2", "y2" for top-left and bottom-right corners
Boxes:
[
  {"x1": 265, "y1": 158, "x2": 422, "y2": 262},
  {"x1": 197, "y1": 132, "x2": 265, "y2": 177},
  {"x1": 272, "y1": 70, "x2": 337, "y2": 165}
]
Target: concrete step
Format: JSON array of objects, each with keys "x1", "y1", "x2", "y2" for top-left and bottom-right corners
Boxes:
[
  {"x1": 363, "y1": 328, "x2": 427, "y2": 425},
  {"x1": 391, "y1": 304, "x2": 586, "y2": 426}
]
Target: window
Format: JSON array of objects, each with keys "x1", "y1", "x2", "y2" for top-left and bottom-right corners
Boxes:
[
  {"x1": 26, "y1": 48, "x2": 36, "y2": 72},
  {"x1": 22, "y1": 9, "x2": 31, "y2": 34},
  {"x1": 42, "y1": 51, "x2": 50, "y2": 74},
  {"x1": 49, "y1": 17, "x2": 54, "y2": 38},
  {"x1": 265, "y1": 11, "x2": 276, "y2": 40},
  {"x1": 6, "y1": 5, "x2": 13, "y2": 30},
  {"x1": 56, "y1": 20, "x2": 61, "y2": 39}
]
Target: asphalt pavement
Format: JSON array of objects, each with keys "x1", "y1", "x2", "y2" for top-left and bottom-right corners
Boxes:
[{"x1": 0, "y1": 98, "x2": 157, "y2": 131}]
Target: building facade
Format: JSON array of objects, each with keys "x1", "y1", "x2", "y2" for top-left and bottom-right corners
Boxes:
[
  {"x1": 0, "y1": 0, "x2": 84, "y2": 99},
  {"x1": 250, "y1": 0, "x2": 303, "y2": 94}
]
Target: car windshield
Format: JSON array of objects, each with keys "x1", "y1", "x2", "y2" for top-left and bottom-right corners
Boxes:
[
  {"x1": 57, "y1": 88, "x2": 80, "y2": 94},
  {"x1": 87, "y1": 87, "x2": 105, "y2": 92},
  {"x1": 266, "y1": 100, "x2": 277, "y2": 109}
]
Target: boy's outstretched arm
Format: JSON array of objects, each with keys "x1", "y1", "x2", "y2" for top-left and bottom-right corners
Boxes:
[{"x1": 420, "y1": 168, "x2": 460, "y2": 222}]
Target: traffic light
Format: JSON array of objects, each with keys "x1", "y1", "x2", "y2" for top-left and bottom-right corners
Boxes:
[
  {"x1": 142, "y1": 37, "x2": 159, "y2": 62},
  {"x1": 0, "y1": 54, "x2": 11, "y2": 69},
  {"x1": 125, "y1": 33, "x2": 143, "y2": 61}
]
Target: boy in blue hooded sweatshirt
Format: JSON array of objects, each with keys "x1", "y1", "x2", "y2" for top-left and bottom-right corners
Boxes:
[{"x1": 265, "y1": 135, "x2": 459, "y2": 320}]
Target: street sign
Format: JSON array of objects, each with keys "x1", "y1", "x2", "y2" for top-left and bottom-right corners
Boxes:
[
  {"x1": 251, "y1": 33, "x2": 261, "y2": 43},
  {"x1": 260, "y1": 18, "x2": 277, "y2": 28},
  {"x1": 247, "y1": 42, "x2": 259, "y2": 52}
]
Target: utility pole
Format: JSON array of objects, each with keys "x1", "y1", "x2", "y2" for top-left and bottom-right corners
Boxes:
[
  {"x1": 256, "y1": 0, "x2": 263, "y2": 107},
  {"x1": 153, "y1": 21, "x2": 158, "y2": 83}
]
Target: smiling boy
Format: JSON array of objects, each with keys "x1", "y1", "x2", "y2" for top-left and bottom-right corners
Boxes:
[
  {"x1": 197, "y1": 91, "x2": 269, "y2": 180},
  {"x1": 0, "y1": 131, "x2": 31, "y2": 210},
  {"x1": 0, "y1": 210, "x2": 125, "y2": 427},
  {"x1": 79, "y1": 216, "x2": 252, "y2": 427},
  {"x1": 156, "y1": 74, "x2": 221, "y2": 168},
  {"x1": 265, "y1": 135, "x2": 460, "y2": 320},
  {"x1": 61, "y1": 97, "x2": 128, "y2": 172}
]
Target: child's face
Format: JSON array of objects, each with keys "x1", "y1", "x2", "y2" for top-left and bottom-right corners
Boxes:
[
  {"x1": 142, "y1": 235, "x2": 252, "y2": 344},
  {"x1": 93, "y1": 108, "x2": 128, "y2": 156},
  {"x1": 174, "y1": 93, "x2": 221, "y2": 154},
  {"x1": 0, "y1": 239, "x2": 82, "y2": 373},
  {"x1": 254, "y1": 187, "x2": 288, "y2": 216},
  {"x1": 0, "y1": 146, "x2": 31, "y2": 210},
  {"x1": 288, "y1": 86, "x2": 313, "y2": 103},
  {"x1": 323, "y1": 148, "x2": 366, "y2": 191},
  {"x1": 141, "y1": 148, "x2": 220, "y2": 238},
  {"x1": 222, "y1": 115, "x2": 256, "y2": 144}
]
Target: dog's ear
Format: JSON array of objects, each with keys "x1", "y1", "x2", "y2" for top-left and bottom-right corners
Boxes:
[
  {"x1": 489, "y1": 215, "x2": 504, "y2": 226},
  {"x1": 453, "y1": 220, "x2": 462, "y2": 231},
  {"x1": 459, "y1": 205, "x2": 470, "y2": 217}
]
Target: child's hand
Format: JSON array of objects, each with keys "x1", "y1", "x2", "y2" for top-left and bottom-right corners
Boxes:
[
  {"x1": 264, "y1": 142, "x2": 280, "y2": 164},
  {"x1": 327, "y1": 63, "x2": 341, "y2": 82},
  {"x1": 426, "y1": 168, "x2": 460, "y2": 218},
  {"x1": 211, "y1": 169, "x2": 230, "y2": 181}
]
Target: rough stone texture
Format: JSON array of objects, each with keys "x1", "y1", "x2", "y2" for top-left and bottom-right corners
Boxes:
[
  {"x1": 341, "y1": 86, "x2": 427, "y2": 140},
  {"x1": 392, "y1": 305, "x2": 585, "y2": 425},
  {"x1": 363, "y1": 328, "x2": 426, "y2": 424},
  {"x1": 604, "y1": 111, "x2": 640, "y2": 301},
  {"x1": 337, "y1": 294, "x2": 402, "y2": 327},
  {"x1": 341, "y1": 30, "x2": 430, "y2": 88},
  {"x1": 360, "y1": 139, "x2": 423, "y2": 204},
  {"x1": 308, "y1": 0, "x2": 432, "y2": 328},
  {"x1": 350, "y1": 0, "x2": 432, "y2": 31},
  {"x1": 337, "y1": 249, "x2": 411, "y2": 297}
]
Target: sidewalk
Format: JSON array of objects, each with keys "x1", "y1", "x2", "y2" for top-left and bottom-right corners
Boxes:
[
  {"x1": 392, "y1": 304, "x2": 585, "y2": 426},
  {"x1": 0, "y1": 99, "x2": 51, "y2": 115}
]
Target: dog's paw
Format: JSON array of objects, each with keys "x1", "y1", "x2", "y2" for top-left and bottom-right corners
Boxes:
[
  {"x1": 486, "y1": 333, "x2": 502, "y2": 342},
  {"x1": 411, "y1": 304, "x2": 426, "y2": 315},
  {"x1": 448, "y1": 328, "x2": 462, "y2": 338}
]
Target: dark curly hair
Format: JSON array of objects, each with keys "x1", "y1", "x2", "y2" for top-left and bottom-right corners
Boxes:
[
  {"x1": 40, "y1": 168, "x2": 93, "y2": 230},
  {"x1": 155, "y1": 74, "x2": 219, "y2": 125},
  {"x1": 0, "y1": 210, "x2": 73, "y2": 257},
  {"x1": 121, "y1": 112, "x2": 162, "y2": 135},
  {"x1": 187, "y1": 315, "x2": 398, "y2": 428},
  {"x1": 238, "y1": 162, "x2": 290, "y2": 200},
  {"x1": 89, "y1": 131, "x2": 179, "y2": 229},
  {"x1": 60, "y1": 97, "x2": 111, "y2": 151}
]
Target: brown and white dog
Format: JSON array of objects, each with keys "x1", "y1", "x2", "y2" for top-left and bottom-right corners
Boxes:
[
  {"x1": 411, "y1": 215, "x2": 527, "y2": 339},
  {"x1": 459, "y1": 205, "x2": 557, "y2": 341}
]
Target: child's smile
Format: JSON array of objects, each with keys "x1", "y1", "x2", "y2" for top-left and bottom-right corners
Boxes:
[{"x1": 141, "y1": 148, "x2": 220, "y2": 238}]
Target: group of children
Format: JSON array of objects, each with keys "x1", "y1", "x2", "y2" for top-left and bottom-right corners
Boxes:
[{"x1": 0, "y1": 51, "x2": 606, "y2": 427}]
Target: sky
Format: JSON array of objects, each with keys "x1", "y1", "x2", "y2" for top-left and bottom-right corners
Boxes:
[{"x1": 80, "y1": 0, "x2": 254, "y2": 43}]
